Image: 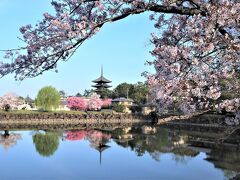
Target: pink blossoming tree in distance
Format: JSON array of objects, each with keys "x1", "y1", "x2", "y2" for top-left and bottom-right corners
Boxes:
[
  {"x1": 101, "y1": 98, "x2": 112, "y2": 108},
  {"x1": 0, "y1": 0, "x2": 239, "y2": 113},
  {"x1": 0, "y1": 93, "x2": 23, "y2": 111},
  {"x1": 67, "y1": 96, "x2": 88, "y2": 110},
  {"x1": 67, "y1": 93, "x2": 112, "y2": 111},
  {"x1": 88, "y1": 93, "x2": 103, "y2": 111}
]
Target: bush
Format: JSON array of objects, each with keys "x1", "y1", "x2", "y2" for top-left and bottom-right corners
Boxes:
[
  {"x1": 35, "y1": 86, "x2": 61, "y2": 111},
  {"x1": 112, "y1": 103, "x2": 125, "y2": 113},
  {"x1": 3, "y1": 104, "x2": 11, "y2": 112},
  {"x1": 130, "y1": 105, "x2": 142, "y2": 113}
]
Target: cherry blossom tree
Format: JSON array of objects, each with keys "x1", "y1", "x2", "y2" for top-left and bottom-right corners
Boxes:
[
  {"x1": 0, "y1": 92, "x2": 23, "y2": 111},
  {"x1": 67, "y1": 96, "x2": 88, "y2": 110},
  {"x1": 101, "y1": 98, "x2": 112, "y2": 108},
  {"x1": 88, "y1": 93, "x2": 103, "y2": 111},
  {"x1": 0, "y1": 0, "x2": 239, "y2": 113},
  {"x1": 146, "y1": 1, "x2": 240, "y2": 113},
  {"x1": 67, "y1": 94, "x2": 110, "y2": 110}
]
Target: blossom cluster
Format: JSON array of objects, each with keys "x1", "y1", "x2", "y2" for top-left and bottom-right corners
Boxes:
[
  {"x1": 0, "y1": 0, "x2": 239, "y2": 114},
  {"x1": 67, "y1": 93, "x2": 111, "y2": 111},
  {"x1": 147, "y1": 1, "x2": 240, "y2": 113},
  {"x1": 0, "y1": 92, "x2": 23, "y2": 110},
  {"x1": 216, "y1": 98, "x2": 240, "y2": 113},
  {"x1": 224, "y1": 112, "x2": 240, "y2": 126}
]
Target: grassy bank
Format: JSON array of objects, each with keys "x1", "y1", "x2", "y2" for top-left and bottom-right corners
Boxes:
[{"x1": 0, "y1": 110, "x2": 114, "y2": 115}]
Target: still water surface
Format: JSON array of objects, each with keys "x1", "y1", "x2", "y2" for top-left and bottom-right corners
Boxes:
[{"x1": 0, "y1": 126, "x2": 239, "y2": 180}]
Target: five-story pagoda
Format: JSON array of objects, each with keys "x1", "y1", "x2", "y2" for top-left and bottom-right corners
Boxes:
[{"x1": 92, "y1": 66, "x2": 112, "y2": 93}]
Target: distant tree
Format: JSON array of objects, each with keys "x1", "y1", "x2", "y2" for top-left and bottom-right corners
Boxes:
[
  {"x1": 101, "y1": 98, "x2": 112, "y2": 108},
  {"x1": 75, "y1": 92, "x2": 82, "y2": 97},
  {"x1": 0, "y1": 92, "x2": 23, "y2": 111},
  {"x1": 67, "y1": 95, "x2": 111, "y2": 111},
  {"x1": 67, "y1": 96, "x2": 87, "y2": 111},
  {"x1": 112, "y1": 82, "x2": 148, "y2": 105},
  {"x1": 98, "y1": 88, "x2": 112, "y2": 99},
  {"x1": 59, "y1": 90, "x2": 67, "y2": 98},
  {"x1": 88, "y1": 93, "x2": 103, "y2": 111},
  {"x1": 83, "y1": 89, "x2": 94, "y2": 97},
  {"x1": 131, "y1": 82, "x2": 149, "y2": 105},
  {"x1": 35, "y1": 86, "x2": 61, "y2": 111},
  {"x1": 112, "y1": 83, "x2": 134, "y2": 99},
  {"x1": 33, "y1": 132, "x2": 59, "y2": 157}
]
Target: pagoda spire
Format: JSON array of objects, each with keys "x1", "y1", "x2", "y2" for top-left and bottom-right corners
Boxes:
[{"x1": 92, "y1": 66, "x2": 112, "y2": 94}]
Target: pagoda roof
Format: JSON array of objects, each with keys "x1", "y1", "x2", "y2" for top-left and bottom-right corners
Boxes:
[
  {"x1": 92, "y1": 76, "x2": 112, "y2": 83},
  {"x1": 92, "y1": 84, "x2": 112, "y2": 88},
  {"x1": 93, "y1": 144, "x2": 110, "y2": 152},
  {"x1": 92, "y1": 66, "x2": 112, "y2": 83}
]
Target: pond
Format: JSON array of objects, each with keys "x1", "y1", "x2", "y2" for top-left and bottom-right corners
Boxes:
[{"x1": 0, "y1": 125, "x2": 239, "y2": 180}]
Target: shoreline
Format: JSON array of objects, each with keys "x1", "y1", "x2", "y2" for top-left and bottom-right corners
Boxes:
[{"x1": 0, "y1": 111, "x2": 151, "y2": 127}]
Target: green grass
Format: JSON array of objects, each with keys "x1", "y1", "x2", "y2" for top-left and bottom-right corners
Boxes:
[{"x1": 0, "y1": 109, "x2": 113, "y2": 115}]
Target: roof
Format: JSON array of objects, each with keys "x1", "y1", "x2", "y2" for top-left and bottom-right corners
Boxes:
[
  {"x1": 25, "y1": 96, "x2": 34, "y2": 103},
  {"x1": 92, "y1": 76, "x2": 112, "y2": 83},
  {"x1": 142, "y1": 103, "x2": 156, "y2": 107},
  {"x1": 112, "y1": 97, "x2": 134, "y2": 102},
  {"x1": 92, "y1": 83, "x2": 112, "y2": 88},
  {"x1": 92, "y1": 66, "x2": 112, "y2": 83}
]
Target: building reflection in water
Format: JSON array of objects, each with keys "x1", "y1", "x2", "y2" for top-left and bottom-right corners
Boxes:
[
  {"x1": 85, "y1": 130, "x2": 111, "y2": 165},
  {"x1": 111, "y1": 126, "x2": 199, "y2": 164},
  {"x1": 64, "y1": 130, "x2": 111, "y2": 164},
  {"x1": 3, "y1": 124, "x2": 237, "y2": 177}
]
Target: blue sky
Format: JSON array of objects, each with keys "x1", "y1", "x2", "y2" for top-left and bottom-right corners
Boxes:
[{"x1": 0, "y1": 0, "x2": 155, "y2": 98}]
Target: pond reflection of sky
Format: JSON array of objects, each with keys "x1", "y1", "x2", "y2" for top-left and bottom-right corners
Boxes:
[{"x1": 0, "y1": 129, "x2": 237, "y2": 180}]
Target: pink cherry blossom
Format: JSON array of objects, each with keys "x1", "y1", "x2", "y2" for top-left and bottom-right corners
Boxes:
[
  {"x1": 0, "y1": 92, "x2": 23, "y2": 111},
  {"x1": 88, "y1": 93, "x2": 103, "y2": 111},
  {"x1": 67, "y1": 96, "x2": 87, "y2": 110},
  {"x1": 0, "y1": 0, "x2": 239, "y2": 113},
  {"x1": 67, "y1": 93, "x2": 111, "y2": 111}
]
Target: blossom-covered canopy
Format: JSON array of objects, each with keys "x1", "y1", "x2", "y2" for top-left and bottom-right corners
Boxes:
[{"x1": 0, "y1": 0, "x2": 239, "y2": 113}]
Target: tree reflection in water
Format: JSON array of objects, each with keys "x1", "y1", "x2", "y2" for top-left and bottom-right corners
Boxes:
[
  {"x1": 32, "y1": 132, "x2": 59, "y2": 157},
  {"x1": 112, "y1": 126, "x2": 199, "y2": 163},
  {"x1": 85, "y1": 130, "x2": 111, "y2": 148},
  {"x1": 65, "y1": 129, "x2": 111, "y2": 164},
  {"x1": 0, "y1": 130, "x2": 22, "y2": 150},
  {"x1": 206, "y1": 149, "x2": 240, "y2": 172},
  {"x1": 17, "y1": 125, "x2": 240, "y2": 177},
  {"x1": 65, "y1": 131, "x2": 86, "y2": 141},
  {"x1": 64, "y1": 130, "x2": 111, "y2": 146}
]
